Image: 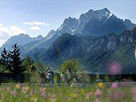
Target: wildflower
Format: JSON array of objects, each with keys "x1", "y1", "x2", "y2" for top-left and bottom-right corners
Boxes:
[
  {"x1": 40, "y1": 87, "x2": 47, "y2": 99},
  {"x1": 85, "y1": 93, "x2": 90, "y2": 100},
  {"x1": 22, "y1": 86, "x2": 29, "y2": 93},
  {"x1": 10, "y1": 90, "x2": 17, "y2": 97},
  {"x1": 70, "y1": 92, "x2": 78, "y2": 98},
  {"x1": 6, "y1": 87, "x2": 10, "y2": 91},
  {"x1": 97, "y1": 83, "x2": 104, "y2": 88},
  {"x1": 15, "y1": 84, "x2": 21, "y2": 89},
  {"x1": 30, "y1": 95, "x2": 38, "y2": 102},
  {"x1": 42, "y1": 94, "x2": 47, "y2": 99},
  {"x1": 71, "y1": 83, "x2": 74, "y2": 87},
  {"x1": 111, "y1": 82, "x2": 118, "y2": 89},
  {"x1": 95, "y1": 89, "x2": 103, "y2": 98},
  {"x1": 50, "y1": 93, "x2": 56, "y2": 102},
  {"x1": 40, "y1": 87, "x2": 46, "y2": 93}
]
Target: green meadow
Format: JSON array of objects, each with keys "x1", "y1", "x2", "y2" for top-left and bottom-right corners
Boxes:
[{"x1": 0, "y1": 83, "x2": 135, "y2": 102}]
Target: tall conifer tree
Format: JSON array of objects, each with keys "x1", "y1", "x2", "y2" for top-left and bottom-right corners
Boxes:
[
  {"x1": 8, "y1": 44, "x2": 24, "y2": 74},
  {"x1": 0, "y1": 48, "x2": 9, "y2": 72}
]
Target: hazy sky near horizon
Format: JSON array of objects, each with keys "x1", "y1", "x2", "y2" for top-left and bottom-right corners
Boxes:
[{"x1": 0, "y1": 0, "x2": 136, "y2": 47}]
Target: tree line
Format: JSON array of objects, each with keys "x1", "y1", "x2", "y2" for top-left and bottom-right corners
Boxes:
[
  {"x1": 1, "y1": 44, "x2": 131, "y2": 84},
  {"x1": 0, "y1": 44, "x2": 83, "y2": 84}
]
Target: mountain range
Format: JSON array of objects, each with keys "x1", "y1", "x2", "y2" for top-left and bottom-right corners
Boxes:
[
  {"x1": 0, "y1": 8, "x2": 136, "y2": 74},
  {"x1": 0, "y1": 34, "x2": 43, "y2": 52},
  {"x1": 55, "y1": 8, "x2": 135, "y2": 36}
]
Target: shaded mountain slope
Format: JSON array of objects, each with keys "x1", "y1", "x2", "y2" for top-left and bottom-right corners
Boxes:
[{"x1": 28, "y1": 29, "x2": 136, "y2": 74}]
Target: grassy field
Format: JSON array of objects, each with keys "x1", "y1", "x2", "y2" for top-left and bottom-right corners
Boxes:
[{"x1": 0, "y1": 82, "x2": 135, "y2": 102}]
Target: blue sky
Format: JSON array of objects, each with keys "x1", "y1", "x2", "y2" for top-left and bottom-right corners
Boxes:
[{"x1": 0, "y1": 0, "x2": 136, "y2": 46}]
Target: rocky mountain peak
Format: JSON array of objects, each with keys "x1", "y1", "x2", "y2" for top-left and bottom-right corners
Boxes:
[
  {"x1": 46, "y1": 30, "x2": 57, "y2": 40},
  {"x1": 56, "y1": 17, "x2": 78, "y2": 35},
  {"x1": 101, "y1": 8, "x2": 111, "y2": 13},
  {"x1": 54, "y1": 8, "x2": 135, "y2": 36}
]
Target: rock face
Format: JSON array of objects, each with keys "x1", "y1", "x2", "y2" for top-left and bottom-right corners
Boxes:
[
  {"x1": 56, "y1": 17, "x2": 78, "y2": 35},
  {"x1": 55, "y1": 8, "x2": 135, "y2": 36}
]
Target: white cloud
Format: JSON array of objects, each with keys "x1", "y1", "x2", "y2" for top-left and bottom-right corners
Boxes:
[
  {"x1": 9, "y1": 25, "x2": 26, "y2": 35},
  {"x1": 23, "y1": 21, "x2": 49, "y2": 26},
  {"x1": 0, "y1": 24, "x2": 3, "y2": 26},
  {"x1": 0, "y1": 25, "x2": 26, "y2": 40},
  {"x1": 30, "y1": 26, "x2": 41, "y2": 31}
]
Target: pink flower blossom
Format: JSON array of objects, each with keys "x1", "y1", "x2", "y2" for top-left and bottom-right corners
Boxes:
[
  {"x1": 6, "y1": 87, "x2": 10, "y2": 91},
  {"x1": 40, "y1": 87, "x2": 46, "y2": 93},
  {"x1": 40, "y1": 87, "x2": 47, "y2": 99},
  {"x1": 95, "y1": 89, "x2": 103, "y2": 98},
  {"x1": 111, "y1": 82, "x2": 118, "y2": 89},
  {"x1": 107, "y1": 62, "x2": 122, "y2": 74},
  {"x1": 10, "y1": 90, "x2": 17, "y2": 96}
]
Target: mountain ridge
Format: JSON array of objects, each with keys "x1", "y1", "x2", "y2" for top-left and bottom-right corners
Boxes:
[
  {"x1": 53, "y1": 8, "x2": 135, "y2": 36},
  {"x1": 0, "y1": 33, "x2": 43, "y2": 52}
]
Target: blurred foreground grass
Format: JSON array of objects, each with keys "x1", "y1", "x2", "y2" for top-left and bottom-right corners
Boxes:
[{"x1": 0, "y1": 82, "x2": 135, "y2": 102}]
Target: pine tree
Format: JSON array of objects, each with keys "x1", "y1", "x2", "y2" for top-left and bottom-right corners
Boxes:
[
  {"x1": 8, "y1": 44, "x2": 24, "y2": 74},
  {"x1": 0, "y1": 48, "x2": 9, "y2": 72}
]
